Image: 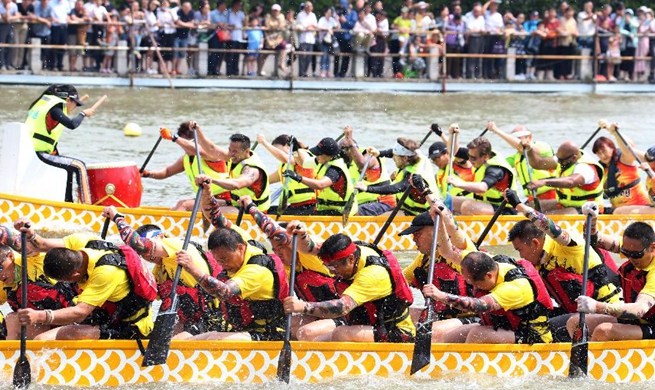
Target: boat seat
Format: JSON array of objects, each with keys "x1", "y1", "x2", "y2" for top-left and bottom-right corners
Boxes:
[{"x1": 0, "y1": 122, "x2": 67, "y2": 202}]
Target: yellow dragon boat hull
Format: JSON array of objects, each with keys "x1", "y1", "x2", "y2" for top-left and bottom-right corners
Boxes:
[
  {"x1": 0, "y1": 192, "x2": 651, "y2": 250},
  {"x1": 0, "y1": 340, "x2": 653, "y2": 385}
]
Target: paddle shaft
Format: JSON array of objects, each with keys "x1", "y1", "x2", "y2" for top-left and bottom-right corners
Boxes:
[
  {"x1": 615, "y1": 128, "x2": 655, "y2": 179},
  {"x1": 13, "y1": 232, "x2": 31, "y2": 389},
  {"x1": 445, "y1": 132, "x2": 458, "y2": 194},
  {"x1": 100, "y1": 217, "x2": 110, "y2": 239},
  {"x1": 342, "y1": 154, "x2": 374, "y2": 225},
  {"x1": 373, "y1": 186, "x2": 412, "y2": 246},
  {"x1": 580, "y1": 127, "x2": 601, "y2": 150},
  {"x1": 522, "y1": 150, "x2": 541, "y2": 212},
  {"x1": 285, "y1": 235, "x2": 298, "y2": 336},
  {"x1": 277, "y1": 137, "x2": 296, "y2": 218},
  {"x1": 423, "y1": 214, "x2": 441, "y2": 318},
  {"x1": 235, "y1": 207, "x2": 245, "y2": 226},
  {"x1": 475, "y1": 199, "x2": 507, "y2": 248},
  {"x1": 90, "y1": 95, "x2": 108, "y2": 111},
  {"x1": 479, "y1": 128, "x2": 488, "y2": 138},
  {"x1": 139, "y1": 136, "x2": 163, "y2": 173}
]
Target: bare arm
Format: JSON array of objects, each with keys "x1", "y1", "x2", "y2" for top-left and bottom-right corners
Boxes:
[
  {"x1": 257, "y1": 134, "x2": 288, "y2": 163},
  {"x1": 194, "y1": 124, "x2": 230, "y2": 161},
  {"x1": 18, "y1": 302, "x2": 96, "y2": 326},
  {"x1": 300, "y1": 295, "x2": 358, "y2": 318},
  {"x1": 424, "y1": 284, "x2": 502, "y2": 312},
  {"x1": 527, "y1": 144, "x2": 558, "y2": 170},
  {"x1": 596, "y1": 294, "x2": 655, "y2": 321},
  {"x1": 212, "y1": 165, "x2": 260, "y2": 190},
  {"x1": 173, "y1": 137, "x2": 216, "y2": 161},
  {"x1": 146, "y1": 156, "x2": 185, "y2": 179},
  {"x1": 516, "y1": 203, "x2": 573, "y2": 246},
  {"x1": 195, "y1": 176, "x2": 232, "y2": 229},
  {"x1": 488, "y1": 121, "x2": 521, "y2": 150},
  {"x1": 608, "y1": 124, "x2": 638, "y2": 166}
]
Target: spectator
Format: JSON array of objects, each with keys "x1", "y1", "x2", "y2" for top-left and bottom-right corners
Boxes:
[
  {"x1": 207, "y1": 0, "x2": 228, "y2": 76},
  {"x1": 128, "y1": 1, "x2": 146, "y2": 71},
  {"x1": 67, "y1": 0, "x2": 87, "y2": 72},
  {"x1": 557, "y1": 7, "x2": 577, "y2": 80},
  {"x1": 295, "y1": 1, "x2": 317, "y2": 77},
  {"x1": 244, "y1": 16, "x2": 262, "y2": 76},
  {"x1": 32, "y1": 0, "x2": 53, "y2": 70},
  {"x1": 539, "y1": 8, "x2": 559, "y2": 81},
  {"x1": 49, "y1": 0, "x2": 69, "y2": 71},
  {"x1": 100, "y1": 14, "x2": 118, "y2": 72},
  {"x1": 189, "y1": 0, "x2": 211, "y2": 75},
  {"x1": 597, "y1": 16, "x2": 611, "y2": 80},
  {"x1": 482, "y1": 0, "x2": 503, "y2": 79},
  {"x1": 86, "y1": 0, "x2": 109, "y2": 72},
  {"x1": 606, "y1": 23, "x2": 621, "y2": 81},
  {"x1": 259, "y1": 3, "x2": 286, "y2": 75},
  {"x1": 612, "y1": 1, "x2": 625, "y2": 29},
  {"x1": 433, "y1": 4, "x2": 448, "y2": 30},
  {"x1": 464, "y1": 2, "x2": 485, "y2": 79},
  {"x1": 390, "y1": 6, "x2": 412, "y2": 76},
  {"x1": 523, "y1": 10, "x2": 538, "y2": 33},
  {"x1": 156, "y1": 0, "x2": 176, "y2": 75},
  {"x1": 523, "y1": 14, "x2": 541, "y2": 80},
  {"x1": 576, "y1": 1, "x2": 595, "y2": 50},
  {"x1": 225, "y1": 0, "x2": 245, "y2": 76},
  {"x1": 619, "y1": 8, "x2": 637, "y2": 81},
  {"x1": 634, "y1": 7, "x2": 650, "y2": 82},
  {"x1": 0, "y1": 0, "x2": 19, "y2": 71},
  {"x1": 445, "y1": 12, "x2": 464, "y2": 79},
  {"x1": 317, "y1": 6, "x2": 338, "y2": 77},
  {"x1": 405, "y1": 34, "x2": 425, "y2": 77},
  {"x1": 505, "y1": 13, "x2": 527, "y2": 80},
  {"x1": 351, "y1": 8, "x2": 374, "y2": 53},
  {"x1": 648, "y1": 8, "x2": 655, "y2": 83},
  {"x1": 369, "y1": 9, "x2": 388, "y2": 77},
  {"x1": 334, "y1": 3, "x2": 356, "y2": 77},
  {"x1": 14, "y1": 0, "x2": 34, "y2": 69},
  {"x1": 174, "y1": 1, "x2": 193, "y2": 74},
  {"x1": 414, "y1": 1, "x2": 432, "y2": 34}
]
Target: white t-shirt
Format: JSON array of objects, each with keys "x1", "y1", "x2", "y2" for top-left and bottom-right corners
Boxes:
[
  {"x1": 573, "y1": 163, "x2": 597, "y2": 185},
  {"x1": 317, "y1": 16, "x2": 338, "y2": 42},
  {"x1": 484, "y1": 10, "x2": 503, "y2": 34},
  {"x1": 577, "y1": 11, "x2": 596, "y2": 37},
  {"x1": 464, "y1": 12, "x2": 485, "y2": 34},
  {"x1": 157, "y1": 8, "x2": 177, "y2": 34},
  {"x1": 296, "y1": 10, "x2": 317, "y2": 44}
]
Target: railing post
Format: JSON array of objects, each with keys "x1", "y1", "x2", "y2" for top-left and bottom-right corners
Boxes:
[
  {"x1": 506, "y1": 47, "x2": 516, "y2": 81},
  {"x1": 427, "y1": 46, "x2": 439, "y2": 81},
  {"x1": 117, "y1": 40, "x2": 128, "y2": 76},
  {"x1": 29, "y1": 38, "x2": 42, "y2": 73},
  {"x1": 353, "y1": 50, "x2": 365, "y2": 78},
  {"x1": 198, "y1": 42, "x2": 208, "y2": 77},
  {"x1": 579, "y1": 48, "x2": 592, "y2": 81}
]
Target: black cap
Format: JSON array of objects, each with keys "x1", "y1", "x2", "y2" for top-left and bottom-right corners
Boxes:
[
  {"x1": 398, "y1": 212, "x2": 434, "y2": 236},
  {"x1": 310, "y1": 137, "x2": 340, "y2": 157},
  {"x1": 646, "y1": 146, "x2": 655, "y2": 162},
  {"x1": 455, "y1": 147, "x2": 469, "y2": 161},
  {"x1": 57, "y1": 85, "x2": 84, "y2": 106},
  {"x1": 428, "y1": 141, "x2": 447, "y2": 159}
]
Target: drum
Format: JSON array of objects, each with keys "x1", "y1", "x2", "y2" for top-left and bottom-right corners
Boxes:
[{"x1": 87, "y1": 161, "x2": 143, "y2": 208}]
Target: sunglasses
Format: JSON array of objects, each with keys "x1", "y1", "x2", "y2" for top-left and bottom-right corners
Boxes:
[
  {"x1": 468, "y1": 154, "x2": 480, "y2": 162},
  {"x1": 558, "y1": 154, "x2": 576, "y2": 164},
  {"x1": 620, "y1": 246, "x2": 647, "y2": 259},
  {"x1": 325, "y1": 257, "x2": 349, "y2": 271}
]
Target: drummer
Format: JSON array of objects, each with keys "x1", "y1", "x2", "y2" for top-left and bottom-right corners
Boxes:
[
  {"x1": 141, "y1": 121, "x2": 230, "y2": 211},
  {"x1": 25, "y1": 84, "x2": 97, "y2": 204}
]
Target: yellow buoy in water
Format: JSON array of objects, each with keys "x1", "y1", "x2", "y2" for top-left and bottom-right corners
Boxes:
[{"x1": 123, "y1": 123, "x2": 142, "y2": 137}]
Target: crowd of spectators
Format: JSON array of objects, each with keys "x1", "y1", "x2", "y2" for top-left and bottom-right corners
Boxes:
[{"x1": 0, "y1": 0, "x2": 654, "y2": 81}]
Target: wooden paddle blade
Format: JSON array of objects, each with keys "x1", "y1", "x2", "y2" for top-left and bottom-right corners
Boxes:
[
  {"x1": 276, "y1": 191, "x2": 289, "y2": 221},
  {"x1": 276, "y1": 340, "x2": 292, "y2": 383},
  {"x1": 141, "y1": 310, "x2": 178, "y2": 366},
  {"x1": 12, "y1": 355, "x2": 31, "y2": 389},
  {"x1": 342, "y1": 194, "x2": 355, "y2": 226},
  {"x1": 568, "y1": 322, "x2": 589, "y2": 378},
  {"x1": 410, "y1": 319, "x2": 433, "y2": 375}
]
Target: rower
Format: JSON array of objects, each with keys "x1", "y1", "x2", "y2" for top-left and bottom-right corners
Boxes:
[
  {"x1": 176, "y1": 227, "x2": 289, "y2": 341},
  {"x1": 256, "y1": 134, "x2": 317, "y2": 215},
  {"x1": 398, "y1": 181, "x2": 480, "y2": 342},
  {"x1": 102, "y1": 205, "x2": 223, "y2": 338},
  {"x1": 14, "y1": 222, "x2": 154, "y2": 341},
  {"x1": 644, "y1": 146, "x2": 655, "y2": 204},
  {"x1": 283, "y1": 137, "x2": 357, "y2": 216},
  {"x1": 354, "y1": 137, "x2": 437, "y2": 216},
  {"x1": 193, "y1": 130, "x2": 271, "y2": 213},
  {"x1": 524, "y1": 139, "x2": 605, "y2": 214},
  {"x1": 283, "y1": 233, "x2": 416, "y2": 343},
  {"x1": 453, "y1": 147, "x2": 475, "y2": 181},
  {"x1": 422, "y1": 251, "x2": 554, "y2": 344},
  {"x1": 447, "y1": 136, "x2": 517, "y2": 215},
  {"x1": 592, "y1": 122, "x2": 654, "y2": 214},
  {"x1": 141, "y1": 121, "x2": 230, "y2": 211},
  {"x1": 237, "y1": 196, "x2": 340, "y2": 340},
  {"x1": 429, "y1": 141, "x2": 472, "y2": 201},
  {"x1": 25, "y1": 84, "x2": 96, "y2": 204},
  {"x1": 339, "y1": 126, "x2": 396, "y2": 216},
  {"x1": 486, "y1": 122, "x2": 557, "y2": 204},
  {"x1": 0, "y1": 224, "x2": 76, "y2": 340},
  {"x1": 504, "y1": 189, "x2": 622, "y2": 340},
  {"x1": 567, "y1": 216, "x2": 655, "y2": 342}
]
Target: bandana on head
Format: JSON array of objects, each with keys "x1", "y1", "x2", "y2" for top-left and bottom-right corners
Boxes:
[
  {"x1": 141, "y1": 229, "x2": 163, "y2": 239},
  {"x1": 393, "y1": 142, "x2": 416, "y2": 157},
  {"x1": 319, "y1": 242, "x2": 357, "y2": 263}
]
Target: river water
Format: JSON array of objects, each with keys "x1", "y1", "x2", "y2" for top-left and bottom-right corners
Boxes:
[{"x1": 0, "y1": 86, "x2": 653, "y2": 389}]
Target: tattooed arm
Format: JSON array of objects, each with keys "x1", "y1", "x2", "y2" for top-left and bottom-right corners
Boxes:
[
  {"x1": 595, "y1": 294, "x2": 655, "y2": 321},
  {"x1": 283, "y1": 295, "x2": 358, "y2": 318},
  {"x1": 423, "y1": 284, "x2": 501, "y2": 312},
  {"x1": 516, "y1": 203, "x2": 574, "y2": 247},
  {"x1": 198, "y1": 275, "x2": 242, "y2": 299},
  {"x1": 244, "y1": 198, "x2": 290, "y2": 245},
  {"x1": 211, "y1": 165, "x2": 261, "y2": 190},
  {"x1": 0, "y1": 225, "x2": 23, "y2": 252},
  {"x1": 286, "y1": 221, "x2": 320, "y2": 255}
]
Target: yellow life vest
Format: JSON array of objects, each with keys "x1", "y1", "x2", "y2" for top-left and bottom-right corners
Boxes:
[
  {"x1": 316, "y1": 157, "x2": 357, "y2": 214},
  {"x1": 511, "y1": 141, "x2": 556, "y2": 197},
  {"x1": 435, "y1": 164, "x2": 472, "y2": 199},
  {"x1": 555, "y1": 151, "x2": 605, "y2": 208},
  {"x1": 276, "y1": 162, "x2": 316, "y2": 206},
  {"x1": 394, "y1": 155, "x2": 438, "y2": 216},
  {"x1": 25, "y1": 94, "x2": 67, "y2": 154},
  {"x1": 228, "y1": 153, "x2": 271, "y2": 211},
  {"x1": 472, "y1": 152, "x2": 516, "y2": 207},
  {"x1": 183, "y1": 155, "x2": 228, "y2": 196},
  {"x1": 347, "y1": 148, "x2": 391, "y2": 205}
]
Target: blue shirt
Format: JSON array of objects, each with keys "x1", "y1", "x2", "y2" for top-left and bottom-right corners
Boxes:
[
  {"x1": 33, "y1": 1, "x2": 54, "y2": 37},
  {"x1": 336, "y1": 8, "x2": 357, "y2": 40},
  {"x1": 523, "y1": 20, "x2": 538, "y2": 34},
  {"x1": 246, "y1": 29, "x2": 263, "y2": 51},
  {"x1": 209, "y1": 8, "x2": 227, "y2": 25}
]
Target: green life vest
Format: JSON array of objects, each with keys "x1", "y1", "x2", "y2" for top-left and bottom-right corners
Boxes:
[
  {"x1": 183, "y1": 155, "x2": 228, "y2": 196},
  {"x1": 228, "y1": 152, "x2": 271, "y2": 211},
  {"x1": 394, "y1": 155, "x2": 438, "y2": 216},
  {"x1": 25, "y1": 94, "x2": 67, "y2": 154},
  {"x1": 472, "y1": 152, "x2": 516, "y2": 207},
  {"x1": 555, "y1": 151, "x2": 605, "y2": 208},
  {"x1": 276, "y1": 162, "x2": 316, "y2": 206},
  {"x1": 316, "y1": 157, "x2": 357, "y2": 214},
  {"x1": 510, "y1": 141, "x2": 556, "y2": 197},
  {"x1": 347, "y1": 148, "x2": 391, "y2": 205}
]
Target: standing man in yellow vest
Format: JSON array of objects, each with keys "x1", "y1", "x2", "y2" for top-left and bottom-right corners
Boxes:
[
  {"x1": 25, "y1": 84, "x2": 97, "y2": 204},
  {"x1": 447, "y1": 137, "x2": 516, "y2": 215},
  {"x1": 141, "y1": 121, "x2": 230, "y2": 211},
  {"x1": 525, "y1": 140, "x2": 605, "y2": 214}
]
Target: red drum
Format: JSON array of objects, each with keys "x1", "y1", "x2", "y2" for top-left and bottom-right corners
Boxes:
[{"x1": 87, "y1": 162, "x2": 143, "y2": 208}]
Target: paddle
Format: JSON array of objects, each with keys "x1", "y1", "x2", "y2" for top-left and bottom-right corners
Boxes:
[
  {"x1": 342, "y1": 154, "x2": 373, "y2": 226},
  {"x1": 444, "y1": 132, "x2": 458, "y2": 211},
  {"x1": 13, "y1": 231, "x2": 31, "y2": 389},
  {"x1": 523, "y1": 150, "x2": 541, "y2": 212},
  {"x1": 139, "y1": 136, "x2": 163, "y2": 174},
  {"x1": 142, "y1": 127, "x2": 204, "y2": 367},
  {"x1": 580, "y1": 127, "x2": 601, "y2": 150},
  {"x1": 568, "y1": 212, "x2": 593, "y2": 378},
  {"x1": 235, "y1": 206, "x2": 245, "y2": 227},
  {"x1": 335, "y1": 133, "x2": 345, "y2": 142},
  {"x1": 100, "y1": 217, "x2": 110, "y2": 240},
  {"x1": 614, "y1": 128, "x2": 655, "y2": 179},
  {"x1": 276, "y1": 233, "x2": 299, "y2": 383},
  {"x1": 475, "y1": 199, "x2": 507, "y2": 248},
  {"x1": 410, "y1": 213, "x2": 441, "y2": 375},
  {"x1": 373, "y1": 186, "x2": 412, "y2": 246},
  {"x1": 276, "y1": 137, "x2": 296, "y2": 220},
  {"x1": 478, "y1": 128, "x2": 488, "y2": 138},
  {"x1": 90, "y1": 95, "x2": 108, "y2": 111}
]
